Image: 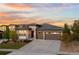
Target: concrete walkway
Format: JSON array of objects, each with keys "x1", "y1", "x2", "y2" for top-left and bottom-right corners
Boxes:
[
  {"x1": 8, "y1": 40, "x2": 60, "y2": 55},
  {"x1": 58, "y1": 52, "x2": 79, "y2": 55},
  {"x1": 0, "y1": 49, "x2": 16, "y2": 51}
]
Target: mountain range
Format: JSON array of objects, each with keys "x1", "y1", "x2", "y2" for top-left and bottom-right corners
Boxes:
[{"x1": 0, "y1": 17, "x2": 74, "y2": 27}]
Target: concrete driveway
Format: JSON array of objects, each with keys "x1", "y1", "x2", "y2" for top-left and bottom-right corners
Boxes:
[{"x1": 8, "y1": 40, "x2": 60, "y2": 55}]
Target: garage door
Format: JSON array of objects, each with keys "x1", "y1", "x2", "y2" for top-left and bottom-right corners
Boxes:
[
  {"x1": 45, "y1": 32, "x2": 61, "y2": 40},
  {"x1": 37, "y1": 31, "x2": 61, "y2": 40},
  {"x1": 37, "y1": 31, "x2": 43, "y2": 39}
]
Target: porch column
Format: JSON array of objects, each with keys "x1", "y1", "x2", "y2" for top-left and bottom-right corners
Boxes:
[
  {"x1": 34, "y1": 27, "x2": 37, "y2": 40},
  {"x1": 34, "y1": 30, "x2": 36, "y2": 40},
  {"x1": 43, "y1": 32, "x2": 45, "y2": 40},
  {"x1": 26, "y1": 30, "x2": 29, "y2": 39}
]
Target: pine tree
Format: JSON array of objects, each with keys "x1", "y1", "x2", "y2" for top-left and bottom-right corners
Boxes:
[
  {"x1": 63, "y1": 24, "x2": 71, "y2": 34},
  {"x1": 72, "y1": 20, "x2": 79, "y2": 41},
  {"x1": 62, "y1": 23, "x2": 71, "y2": 43}
]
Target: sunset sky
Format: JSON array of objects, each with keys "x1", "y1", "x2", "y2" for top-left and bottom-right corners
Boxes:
[{"x1": 0, "y1": 3, "x2": 78, "y2": 25}]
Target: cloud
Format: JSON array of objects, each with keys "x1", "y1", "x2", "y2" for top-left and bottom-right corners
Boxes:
[
  {"x1": 0, "y1": 12, "x2": 7, "y2": 16},
  {"x1": 5, "y1": 3, "x2": 32, "y2": 10},
  {"x1": 0, "y1": 3, "x2": 78, "y2": 25}
]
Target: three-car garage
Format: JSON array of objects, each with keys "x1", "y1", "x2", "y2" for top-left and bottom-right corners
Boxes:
[{"x1": 37, "y1": 31, "x2": 61, "y2": 40}]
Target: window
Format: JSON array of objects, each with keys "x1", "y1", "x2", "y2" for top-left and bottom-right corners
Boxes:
[
  {"x1": 38, "y1": 31, "x2": 42, "y2": 34},
  {"x1": 51, "y1": 32, "x2": 60, "y2": 34},
  {"x1": 48, "y1": 32, "x2": 51, "y2": 34},
  {"x1": 46, "y1": 32, "x2": 49, "y2": 34}
]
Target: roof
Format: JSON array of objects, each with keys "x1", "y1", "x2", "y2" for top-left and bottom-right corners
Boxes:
[
  {"x1": 15, "y1": 24, "x2": 29, "y2": 30},
  {"x1": 8, "y1": 24, "x2": 17, "y2": 26},
  {"x1": 28, "y1": 23, "x2": 41, "y2": 27},
  {"x1": 37, "y1": 24, "x2": 63, "y2": 31},
  {"x1": 9, "y1": 23, "x2": 63, "y2": 31}
]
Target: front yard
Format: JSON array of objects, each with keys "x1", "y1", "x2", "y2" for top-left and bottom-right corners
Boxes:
[{"x1": 0, "y1": 40, "x2": 32, "y2": 49}]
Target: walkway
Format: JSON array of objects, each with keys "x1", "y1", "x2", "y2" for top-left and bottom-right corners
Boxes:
[{"x1": 0, "y1": 49, "x2": 16, "y2": 51}]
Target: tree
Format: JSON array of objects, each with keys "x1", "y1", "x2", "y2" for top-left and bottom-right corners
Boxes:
[
  {"x1": 3, "y1": 26, "x2": 10, "y2": 41},
  {"x1": 9, "y1": 30, "x2": 17, "y2": 42},
  {"x1": 63, "y1": 24, "x2": 71, "y2": 34},
  {"x1": 72, "y1": 20, "x2": 79, "y2": 41},
  {"x1": 61, "y1": 23, "x2": 71, "y2": 44}
]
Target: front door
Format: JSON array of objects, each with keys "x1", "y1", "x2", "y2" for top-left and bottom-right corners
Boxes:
[
  {"x1": 0, "y1": 33, "x2": 2, "y2": 39},
  {"x1": 31, "y1": 31, "x2": 34, "y2": 38}
]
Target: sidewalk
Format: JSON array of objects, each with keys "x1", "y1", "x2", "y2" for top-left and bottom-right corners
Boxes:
[
  {"x1": 0, "y1": 49, "x2": 16, "y2": 51},
  {"x1": 58, "y1": 52, "x2": 79, "y2": 55}
]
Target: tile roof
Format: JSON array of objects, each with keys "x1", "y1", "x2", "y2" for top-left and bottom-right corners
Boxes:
[
  {"x1": 37, "y1": 24, "x2": 63, "y2": 31},
  {"x1": 10, "y1": 23, "x2": 63, "y2": 31}
]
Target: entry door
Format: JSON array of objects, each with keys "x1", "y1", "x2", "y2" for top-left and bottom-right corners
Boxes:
[
  {"x1": 0, "y1": 33, "x2": 2, "y2": 39},
  {"x1": 31, "y1": 31, "x2": 34, "y2": 38}
]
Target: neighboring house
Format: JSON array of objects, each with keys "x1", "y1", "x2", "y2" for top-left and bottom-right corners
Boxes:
[
  {"x1": 0, "y1": 25, "x2": 6, "y2": 31},
  {"x1": 15, "y1": 23, "x2": 63, "y2": 40},
  {"x1": 9, "y1": 24, "x2": 16, "y2": 31}
]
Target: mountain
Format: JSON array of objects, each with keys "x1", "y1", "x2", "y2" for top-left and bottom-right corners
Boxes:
[
  {"x1": 48, "y1": 19, "x2": 74, "y2": 27},
  {"x1": 0, "y1": 17, "x2": 56, "y2": 25},
  {"x1": 0, "y1": 17, "x2": 74, "y2": 27}
]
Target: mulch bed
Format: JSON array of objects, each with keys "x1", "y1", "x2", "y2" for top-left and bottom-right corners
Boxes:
[
  {"x1": 60, "y1": 41, "x2": 79, "y2": 52},
  {"x1": 0, "y1": 40, "x2": 32, "y2": 49}
]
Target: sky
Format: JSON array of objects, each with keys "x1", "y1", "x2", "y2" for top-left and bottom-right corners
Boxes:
[{"x1": 0, "y1": 3, "x2": 78, "y2": 25}]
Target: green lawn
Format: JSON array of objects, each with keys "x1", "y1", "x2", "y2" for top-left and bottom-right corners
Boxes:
[
  {"x1": 0, "y1": 40, "x2": 32, "y2": 49},
  {"x1": 0, "y1": 51, "x2": 11, "y2": 55}
]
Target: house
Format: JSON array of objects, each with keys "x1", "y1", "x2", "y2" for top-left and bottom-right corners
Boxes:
[
  {"x1": 15, "y1": 23, "x2": 63, "y2": 40},
  {"x1": 9, "y1": 24, "x2": 16, "y2": 31},
  {"x1": 36, "y1": 24, "x2": 63, "y2": 40},
  {"x1": 15, "y1": 24, "x2": 30, "y2": 40},
  {"x1": 0, "y1": 23, "x2": 63, "y2": 40},
  {"x1": 0, "y1": 25, "x2": 6, "y2": 31}
]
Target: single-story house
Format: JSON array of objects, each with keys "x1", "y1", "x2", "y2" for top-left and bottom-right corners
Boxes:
[
  {"x1": 15, "y1": 23, "x2": 63, "y2": 40},
  {"x1": 0, "y1": 23, "x2": 63, "y2": 40}
]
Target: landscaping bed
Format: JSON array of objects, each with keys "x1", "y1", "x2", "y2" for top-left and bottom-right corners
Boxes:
[
  {"x1": 0, "y1": 40, "x2": 32, "y2": 49},
  {"x1": 0, "y1": 51, "x2": 11, "y2": 55},
  {"x1": 60, "y1": 41, "x2": 79, "y2": 52}
]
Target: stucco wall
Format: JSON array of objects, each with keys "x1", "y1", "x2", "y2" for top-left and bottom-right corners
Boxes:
[{"x1": 16, "y1": 30, "x2": 29, "y2": 40}]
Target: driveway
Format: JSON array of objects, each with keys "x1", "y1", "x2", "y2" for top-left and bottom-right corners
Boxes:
[{"x1": 8, "y1": 40, "x2": 60, "y2": 55}]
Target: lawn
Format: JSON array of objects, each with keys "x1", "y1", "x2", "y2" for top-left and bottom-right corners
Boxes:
[
  {"x1": 0, "y1": 51, "x2": 11, "y2": 55},
  {"x1": 0, "y1": 40, "x2": 32, "y2": 49}
]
